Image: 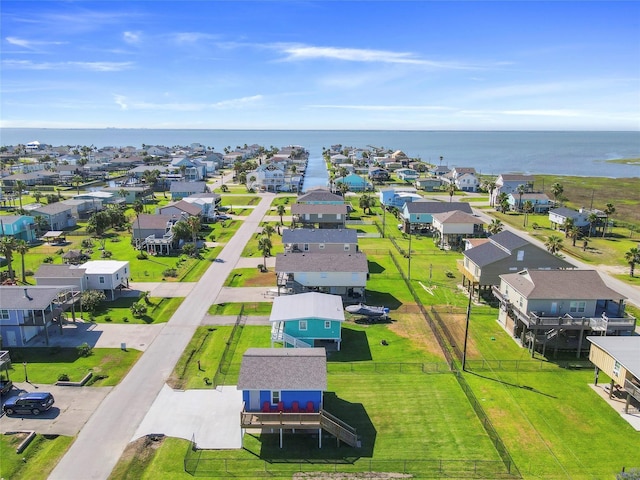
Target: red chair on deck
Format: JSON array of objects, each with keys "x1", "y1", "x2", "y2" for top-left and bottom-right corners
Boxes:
[
  {"x1": 291, "y1": 401, "x2": 300, "y2": 413},
  {"x1": 277, "y1": 401, "x2": 285, "y2": 412},
  {"x1": 262, "y1": 401, "x2": 270, "y2": 413},
  {"x1": 306, "y1": 401, "x2": 315, "y2": 413}
]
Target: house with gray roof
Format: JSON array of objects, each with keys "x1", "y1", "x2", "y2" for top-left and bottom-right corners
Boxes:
[
  {"x1": 588, "y1": 336, "x2": 640, "y2": 414},
  {"x1": 0, "y1": 215, "x2": 37, "y2": 242},
  {"x1": 549, "y1": 207, "x2": 590, "y2": 229},
  {"x1": 431, "y1": 210, "x2": 485, "y2": 249},
  {"x1": 0, "y1": 285, "x2": 80, "y2": 347},
  {"x1": 169, "y1": 181, "x2": 207, "y2": 200},
  {"x1": 297, "y1": 188, "x2": 345, "y2": 205},
  {"x1": 401, "y1": 201, "x2": 473, "y2": 230},
  {"x1": 291, "y1": 203, "x2": 348, "y2": 229},
  {"x1": 459, "y1": 230, "x2": 573, "y2": 296},
  {"x1": 282, "y1": 228, "x2": 358, "y2": 254},
  {"x1": 157, "y1": 200, "x2": 202, "y2": 218},
  {"x1": 131, "y1": 214, "x2": 175, "y2": 253},
  {"x1": 31, "y1": 202, "x2": 76, "y2": 230},
  {"x1": 270, "y1": 292, "x2": 345, "y2": 350},
  {"x1": 493, "y1": 269, "x2": 636, "y2": 357},
  {"x1": 275, "y1": 252, "x2": 368, "y2": 299},
  {"x1": 35, "y1": 265, "x2": 88, "y2": 290},
  {"x1": 492, "y1": 174, "x2": 535, "y2": 206}
]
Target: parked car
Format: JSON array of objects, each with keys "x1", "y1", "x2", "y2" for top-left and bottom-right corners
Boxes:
[
  {"x1": 3, "y1": 392, "x2": 55, "y2": 415},
  {"x1": 216, "y1": 214, "x2": 231, "y2": 221}
]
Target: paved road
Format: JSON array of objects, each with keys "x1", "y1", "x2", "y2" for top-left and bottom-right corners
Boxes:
[{"x1": 49, "y1": 193, "x2": 275, "y2": 480}]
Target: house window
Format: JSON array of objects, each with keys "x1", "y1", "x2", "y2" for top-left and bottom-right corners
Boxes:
[
  {"x1": 613, "y1": 361, "x2": 621, "y2": 376},
  {"x1": 99, "y1": 276, "x2": 105, "y2": 284},
  {"x1": 299, "y1": 320, "x2": 307, "y2": 331},
  {"x1": 337, "y1": 214, "x2": 342, "y2": 219},
  {"x1": 325, "y1": 320, "x2": 331, "y2": 329},
  {"x1": 0, "y1": 310, "x2": 9, "y2": 320},
  {"x1": 320, "y1": 272, "x2": 327, "y2": 278},
  {"x1": 344, "y1": 244, "x2": 350, "y2": 251},
  {"x1": 319, "y1": 243, "x2": 325, "y2": 250},
  {"x1": 116, "y1": 273, "x2": 119, "y2": 280},
  {"x1": 517, "y1": 250, "x2": 524, "y2": 261},
  {"x1": 303, "y1": 243, "x2": 309, "y2": 252},
  {"x1": 569, "y1": 301, "x2": 586, "y2": 313},
  {"x1": 271, "y1": 390, "x2": 280, "y2": 404}
]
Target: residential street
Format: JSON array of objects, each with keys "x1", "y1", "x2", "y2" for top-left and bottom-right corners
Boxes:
[{"x1": 48, "y1": 193, "x2": 274, "y2": 480}]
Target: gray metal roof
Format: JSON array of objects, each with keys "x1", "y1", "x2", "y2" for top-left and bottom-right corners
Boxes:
[
  {"x1": 489, "y1": 231, "x2": 530, "y2": 251},
  {"x1": 587, "y1": 336, "x2": 640, "y2": 379},
  {"x1": 0, "y1": 285, "x2": 76, "y2": 309},
  {"x1": 464, "y1": 241, "x2": 510, "y2": 267},
  {"x1": 32, "y1": 202, "x2": 72, "y2": 215},
  {"x1": 135, "y1": 214, "x2": 175, "y2": 229},
  {"x1": 499, "y1": 269, "x2": 626, "y2": 300},
  {"x1": 35, "y1": 265, "x2": 86, "y2": 278},
  {"x1": 282, "y1": 228, "x2": 357, "y2": 244},
  {"x1": 549, "y1": 207, "x2": 580, "y2": 218},
  {"x1": 169, "y1": 181, "x2": 207, "y2": 193},
  {"x1": 297, "y1": 189, "x2": 344, "y2": 203},
  {"x1": 432, "y1": 210, "x2": 484, "y2": 224},
  {"x1": 270, "y1": 292, "x2": 345, "y2": 323},
  {"x1": 405, "y1": 201, "x2": 472, "y2": 215},
  {"x1": 291, "y1": 204, "x2": 348, "y2": 214},
  {"x1": 275, "y1": 252, "x2": 368, "y2": 273},
  {"x1": 237, "y1": 348, "x2": 327, "y2": 391}
]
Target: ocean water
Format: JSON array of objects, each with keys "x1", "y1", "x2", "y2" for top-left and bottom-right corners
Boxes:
[{"x1": 1, "y1": 129, "x2": 639, "y2": 178}]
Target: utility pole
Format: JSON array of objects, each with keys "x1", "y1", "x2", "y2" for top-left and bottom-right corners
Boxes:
[{"x1": 462, "y1": 286, "x2": 473, "y2": 371}]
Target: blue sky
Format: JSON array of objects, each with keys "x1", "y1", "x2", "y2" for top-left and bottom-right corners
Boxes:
[{"x1": 1, "y1": 1, "x2": 638, "y2": 130}]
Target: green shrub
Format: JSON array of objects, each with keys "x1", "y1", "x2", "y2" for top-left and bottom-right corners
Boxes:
[
  {"x1": 76, "y1": 342, "x2": 93, "y2": 358},
  {"x1": 162, "y1": 268, "x2": 178, "y2": 278},
  {"x1": 136, "y1": 251, "x2": 148, "y2": 260},
  {"x1": 58, "y1": 373, "x2": 69, "y2": 381}
]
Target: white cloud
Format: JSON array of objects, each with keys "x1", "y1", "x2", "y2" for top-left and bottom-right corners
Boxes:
[
  {"x1": 307, "y1": 104, "x2": 453, "y2": 112},
  {"x1": 112, "y1": 95, "x2": 264, "y2": 111},
  {"x1": 2, "y1": 60, "x2": 134, "y2": 71},
  {"x1": 171, "y1": 32, "x2": 217, "y2": 45},
  {"x1": 6, "y1": 36, "x2": 66, "y2": 50},
  {"x1": 123, "y1": 31, "x2": 141, "y2": 44},
  {"x1": 114, "y1": 95, "x2": 128, "y2": 110}
]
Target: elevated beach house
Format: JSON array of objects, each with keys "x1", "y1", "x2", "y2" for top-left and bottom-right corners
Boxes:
[
  {"x1": 291, "y1": 203, "x2": 348, "y2": 229},
  {"x1": 80, "y1": 260, "x2": 130, "y2": 300},
  {"x1": 0, "y1": 215, "x2": 37, "y2": 242},
  {"x1": 400, "y1": 201, "x2": 473, "y2": 231},
  {"x1": 270, "y1": 292, "x2": 345, "y2": 350},
  {"x1": 493, "y1": 269, "x2": 636, "y2": 357},
  {"x1": 282, "y1": 228, "x2": 358, "y2": 254}
]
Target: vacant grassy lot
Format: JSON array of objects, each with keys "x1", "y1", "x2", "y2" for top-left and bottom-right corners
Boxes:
[
  {"x1": 90, "y1": 296, "x2": 184, "y2": 324},
  {"x1": 0, "y1": 433, "x2": 73, "y2": 480},
  {"x1": 224, "y1": 268, "x2": 276, "y2": 287},
  {"x1": 4, "y1": 347, "x2": 141, "y2": 385},
  {"x1": 207, "y1": 302, "x2": 273, "y2": 316}
]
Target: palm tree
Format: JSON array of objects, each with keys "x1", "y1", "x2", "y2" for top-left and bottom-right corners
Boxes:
[
  {"x1": 550, "y1": 183, "x2": 564, "y2": 205},
  {"x1": 484, "y1": 180, "x2": 497, "y2": 206},
  {"x1": 603, "y1": 203, "x2": 615, "y2": 237},
  {"x1": 563, "y1": 217, "x2": 575, "y2": 237},
  {"x1": 567, "y1": 225, "x2": 581, "y2": 247},
  {"x1": 496, "y1": 192, "x2": 509, "y2": 213},
  {"x1": 262, "y1": 224, "x2": 276, "y2": 239},
  {"x1": 132, "y1": 200, "x2": 144, "y2": 243},
  {"x1": 0, "y1": 236, "x2": 17, "y2": 281},
  {"x1": 72, "y1": 175, "x2": 83, "y2": 195},
  {"x1": 487, "y1": 219, "x2": 504, "y2": 235},
  {"x1": 359, "y1": 193, "x2": 374, "y2": 214},
  {"x1": 118, "y1": 188, "x2": 128, "y2": 204},
  {"x1": 258, "y1": 235, "x2": 272, "y2": 267},
  {"x1": 185, "y1": 216, "x2": 201, "y2": 254},
  {"x1": 587, "y1": 212, "x2": 599, "y2": 237},
  {"x1": 33, "y1": 188, "x2": 42, "y2": 204},
  {"x1": 447, "y1": 183, "x2": 456, "y2": 202},
  {"x1": 516, "y1": 184, "x2": 526, "y2": 212},
  {"x1": 14, "y1": 180, "x2": 26, "y2": 210},
  {"x1": 276, "y1": 205, "x2": 286, "y2": 225},
  {"x1": 545, "y1": 235, "x2": 563, "y2": 255},
  {"x1": 522, "y1": 200, "x2": 533, "y2": 227},
  {"x1": 624, "y1": 247, "x2": 640, "y2": 277},
  {"x1": 15, "y1": 240, "x2": 29, "y2": 283}
]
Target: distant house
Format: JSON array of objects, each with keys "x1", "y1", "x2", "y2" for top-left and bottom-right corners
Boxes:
[
  {"x1": 170, "y1": 181, "x2": 207, "y2": 200},
  {"x1": 31, "y1": 202, "x2": 76, "y2": 230},
  {"x1": 297, "y1": 188, "x2": 345, "y2": 205},
  {"x1": 0, "y1": 170, "x2": 58, "y2": 187},
  {"x1": 60, "y1": 198, "x2": 101, "y2": 219},
  {"x1": 247, "y1": 163, "x2": 286, "y2": 193},
  {"x1": 80, "y1": 260, "x2": 130, "y2": 300},
  {"x1": 378, "y1": 188, "x2": 422, "y2": 209},
  {"x1": 102, "y1": 186, "x2": 153, "y2": 204},
  {"x1": 588, "y1": 336, "x2": 640, "y2": 413},
  {"x1": 169, "y1": 157, "x2": 206, "y2": 181},
  {"x1": 282, "y1": 228, "x2": 358, "y2": 254},
  {"x1": 157, "y1": 200, "x2": 202, "y2": 218},
  {"x1": 368, "y1": 166, "x2": 390, "y2": 182},
  {"x1": 493, "y1": 269, "x2": 636, "y2": 357},
  {"x1": 400, "y1": 201, "x2": 473, "y2": 230},
  {"x1": 415, "y1": 177, "x2": 443, "y2": 192},
  {"x1": 549, "y1": 207, "x2": 590, "y2": 229},
  {"x1": 291, "y1": 203, "x2": 348, "y2": 229},
  {"x1": 334, "y1": 173, "x2": 370, "y2": 192},
  {"x1": 453, "y1": 172, "x2": 479, "y2": 192},
  {"x1": 507, "y1": 193, "x2": 553, "y2": 213},
  {"x1": 492, "y1": 174, "x2": 535, "y2": 206},
  {"x1": 181, "y1": 193, "x2": 221, "y2": 219},
  {"x1": 458, "y1": 230, "x2": 573, "y2": 296},
  {"x1": 431, "y1": 210, "x2": 485, "y2": 249},
  {"x1": 270, "y1": 292, "x2": 345, "y2": 350},
  {"x1": 0, "y1": 286, "x2": 79, "y2": 347},
  {"x1": 396, "y1": 168, "x2": 419, "y2": 182},
  {"x1": 131, "y1": 214, "x2": 175, "y2": 254},
  {"x1": 0, "y1": 215, "x2": 37, "y2": 242},
  {"x1": 275, "y1": 252, "x2": 368, "y2": 299}
]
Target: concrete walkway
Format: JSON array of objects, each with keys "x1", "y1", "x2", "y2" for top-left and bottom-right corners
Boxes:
[{"x1": 49, "y1": 193, "x2": 275, "y2": 480}]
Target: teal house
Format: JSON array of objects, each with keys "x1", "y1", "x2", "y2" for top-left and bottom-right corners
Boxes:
[
  {"x1": 334, "y1": 173, "x2": 370, "y2": 192},
  {"x1": 0, "y1": 215, "x2": 37, "y2": 242},
  {"x1": 270, "y1": 292, "x2": 345, "y2": 350}
]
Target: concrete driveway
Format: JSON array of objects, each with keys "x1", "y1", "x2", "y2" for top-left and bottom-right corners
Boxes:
[
  {"x1": 127, "y1": 282, "x2": 197, "y2": 298},
  {"x1": 1, "y1": 383, "x2": 112, "y2": 437},
  {"x1": 132, "y1": 384, "x2": 243, "y2": 449}
]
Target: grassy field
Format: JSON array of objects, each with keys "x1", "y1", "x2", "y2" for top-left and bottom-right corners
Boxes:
[
  {"x1": 0, "y1": 433, "x2": 74, "y2": 480},
  {"x1": 207, "y1": 302, "x2": 273, "y2": 316},
  {"x1": 89, "y1": 296, "x2": 184, "y2": 324},
  {"x1": 4, "y1": 347, "x2": 141, "y2": 385},
  {"x1": 223, "y1": 268, "x2": 276, "y2": 287}
]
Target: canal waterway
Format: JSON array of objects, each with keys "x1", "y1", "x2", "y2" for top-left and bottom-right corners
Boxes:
[{"x1": 301, "y1": 153, "x2": 330, "y2": 192}]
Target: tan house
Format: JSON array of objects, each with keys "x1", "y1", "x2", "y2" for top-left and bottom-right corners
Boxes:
[
  {"x1": 291, "y1": 204, "x2": 348, "y2": 229},
  {"x1": 588, "y1": 336, "x2": 640, "y2": 414}
]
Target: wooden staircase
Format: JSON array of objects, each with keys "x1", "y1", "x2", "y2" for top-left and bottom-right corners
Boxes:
[{"x1": 320, "y1": 410, "x2": 361, "y2": 448}]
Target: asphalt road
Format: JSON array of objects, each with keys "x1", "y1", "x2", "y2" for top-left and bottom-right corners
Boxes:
[{"x1": 49, "y1": 193, "x2": 275, "y2": 480}]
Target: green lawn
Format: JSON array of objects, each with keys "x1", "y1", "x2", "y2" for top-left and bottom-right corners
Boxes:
[
  {"x1": 0, "y1": 433, "x2": 73, "y2": 480},
  {"x1": 223, "y1": 268, "x2": 276, "y2": 287},
  {"x1": 5, "y1": 347, "x2": 141, "y2": 385},
  {"x1": 207, "y1": 302, "x2": 273, "y2": 316},
  {"x1": 90, "y1": 296, "x2": 184, "y2": 324}
]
